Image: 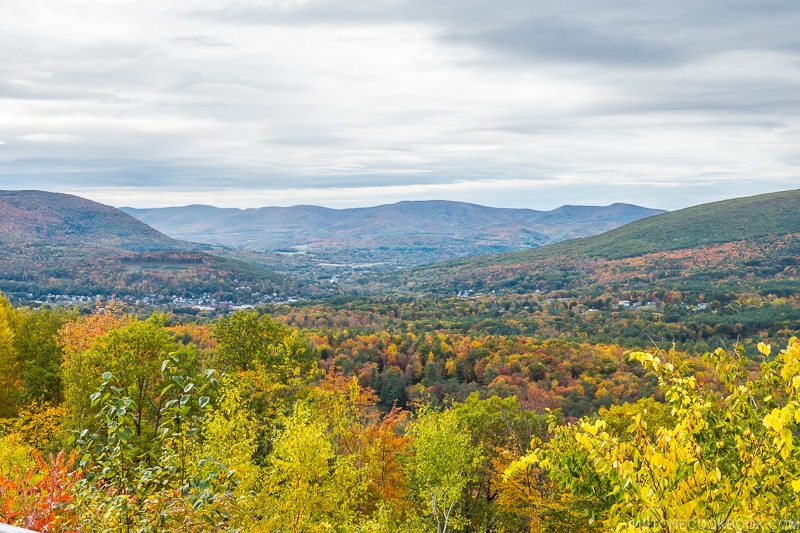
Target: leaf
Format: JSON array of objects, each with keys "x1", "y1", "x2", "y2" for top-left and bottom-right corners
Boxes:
[{"x1": 160, "y1": 383, "x2": 175, "y2": 397}]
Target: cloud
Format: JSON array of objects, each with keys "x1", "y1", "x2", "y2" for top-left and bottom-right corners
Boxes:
[
  {"x1": 18, "y1": 133, "x2": 81, "y2": 143},
  {"x1": 441, "y1": 17, "x2": 685, "y2": 67},
  {"x1": 0, "y1": 0, "x2": 798, "y2": 211},
  {"x1": 170, "y1": 34, "x2": 232, "y2": 47}
]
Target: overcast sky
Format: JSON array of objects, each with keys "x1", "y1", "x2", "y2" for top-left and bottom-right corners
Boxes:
[{"x1": 1, "y1": 0, "x2": 799, "y2": 210}]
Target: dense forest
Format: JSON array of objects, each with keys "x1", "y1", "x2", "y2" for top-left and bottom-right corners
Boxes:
[{"x1": 2, "y1": 292, "x2": 800, "y2": 532}]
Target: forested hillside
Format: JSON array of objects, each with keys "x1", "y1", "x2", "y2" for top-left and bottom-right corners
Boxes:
[
  {"x1": 0, "y1": 191, "x2": 290, "y2": 302},
  {"x1": 390, "y1": 189, "x2": 800, "y2": 297},
  {"x1": 2, "y1": 299, "x2": 800, "y2": 532}
]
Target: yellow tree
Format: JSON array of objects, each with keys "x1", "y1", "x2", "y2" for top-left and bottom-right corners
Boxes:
[
  {"x1": 256, "y1": 401, "x2": 360, "y2": 533},
  {"x1": 0, "y1": 294, "x2": 21, "y2": 419},
  {"x1": 406, "y1": 405, "x2": 482, "y2": 533},
  {"x1": 510, "y1": 340, "x2": 800, "y2": 532}
]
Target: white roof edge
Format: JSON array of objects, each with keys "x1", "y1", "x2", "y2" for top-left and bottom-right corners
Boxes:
[{"x1": 0, "y1": 524, "x2": 38, "y2": 533}]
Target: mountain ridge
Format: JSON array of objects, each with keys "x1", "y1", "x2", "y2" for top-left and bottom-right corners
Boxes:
[
  {"x1": 123, "y1": 200, "x2": 665, "y2": 267},
  {"x1": 0, "y1": 190, "x2": 288, "y2": 301},
  {"x1": 392, "y1": 188, "x2": 800, "y2": 296}
]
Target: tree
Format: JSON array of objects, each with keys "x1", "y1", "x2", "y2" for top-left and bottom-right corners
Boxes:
[
  {"x1": 63, "y1": 313, "x2": 198, "y2": 453},
  {"x1": 257, "y1": 401, "x2": 359, "y2": 532},
  {"x1": 452, "y1": 393, "x2": 550, "y2": 532},
  {"x1": 0, "y1": 294, "x2": 22, "y2": 419},
  {"x1": 59, "y1": 304, "x2": 130, "y2": 431},
  {"x1": 0, "y1": 449, "x2": 81, "y2": 533},
  {"x1": 213, "y1": 310, "x2": 320, "y2": 460},
  {"x1": 213, "y1": 310, "x2": 315, "y2": 375},
  {"x1": 510, "y1": 340, "x2": 800, "y2": 531},
  {"x1": 407, "y1": 405, "x2": 481, "y2": 533},
  {"x1": 73, "y1": 364, "x2": 232, "y2": 532},
  {"x1": 95, "y1": 315, "x2": 197, "y2": 441},
  {"x1": 14, "y1": 307, "x2": 69, "y2": 406}
]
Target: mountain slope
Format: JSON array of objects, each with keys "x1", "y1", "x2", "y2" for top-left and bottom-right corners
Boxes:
[
  {"x1": 534, "y1": 188, "x2": 800, "y2": 261},
  {"x1": 394, "y1": 189, "x2": 800, "y2": 295},
  {"x1": 0, "y1": 191, "x2": 287, "y2": 301},
  {"x1": 123, "y1": 200, "x2": 664, "y2": 267},
  {"x1": 0, "y1": 190, "x2": 181, "y2": 251}
]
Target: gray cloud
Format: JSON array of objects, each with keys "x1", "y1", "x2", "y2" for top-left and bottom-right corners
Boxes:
[
  {"x1": 441, "y1": 17, "x2": 685, "y2": 67},
  {"x1": 0, "y1": 0, "x2": 798, "y2": 210}
]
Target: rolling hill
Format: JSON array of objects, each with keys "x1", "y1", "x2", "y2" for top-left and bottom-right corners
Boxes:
[
  {"x1": 0, "y1": 191, "x2": 288, "y2": 302},
  {"x1": 391, "y1": 189, "x2": 800, "y2": 296},
  {"x1": 122, "y1": 200, "x2": 664, "y2": 267},
  {"x1": 0, "y1": 190, "x2": 181, "y2": 251}
]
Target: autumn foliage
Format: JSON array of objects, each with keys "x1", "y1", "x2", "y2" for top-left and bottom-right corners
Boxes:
[
  {"x1": 0, "y1": 450, "x2": 81, "y2": 532},
  {"x1": 2, "y1": 298, "x2": 800, "y2": 532}
]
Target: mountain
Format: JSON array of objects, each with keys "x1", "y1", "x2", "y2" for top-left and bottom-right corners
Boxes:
[
  {"x1": 0, "y1": 190, "x2": 181, "y2": 251},
  {"x1": 0, "y1": 191, "x2": 287, "y2": 302},
  {"x1": 392, "y1": 189, "x2": 800, "y2": 296},
  {"x1": 122, "y1": 200, "x2": 664, "y2": 267}
]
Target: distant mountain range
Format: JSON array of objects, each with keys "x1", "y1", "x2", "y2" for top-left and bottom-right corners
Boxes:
[
  {"x1": 122, "y1": 201, "x2": 665, "y2": 267},
  {"x1": 5, "y1": 189, "x2": 798, "y2": 305},
  {"x1": 393, "y1": 189, "x2": 800, "y2": 296},
  {"x1": 0, "y1": 191, "x2": 286, "y2": 301}
]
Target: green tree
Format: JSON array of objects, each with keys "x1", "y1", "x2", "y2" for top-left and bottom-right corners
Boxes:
[
  {"x1": 59, "y1": 305, "x2": 130, "y2": 432},
  {"x1": 407, "y1": 405, "x2": 482, "y2": 533},
  {"x1": 13, "y1": 307, "x2": 69, "y2": 406},
  {"x1": 74, "y1": 365, "x2": 232, "y2": 532},
  {"x1": 452, "y1": 393, "x2": 550, "y2": 532},
  {"x1": 213, "y1": 310, "x2": 319, "y2": 460},
  {"x1": 64, "y1": 314, "x2": 198, "y2": 451},
  {"x1": 213, "y1": 310, "x2": 315, "y2": 375}
]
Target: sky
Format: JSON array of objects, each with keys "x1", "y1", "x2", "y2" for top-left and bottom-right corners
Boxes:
[{"x1": 1, "y1": 0, "x2": 799, "y2": 210}]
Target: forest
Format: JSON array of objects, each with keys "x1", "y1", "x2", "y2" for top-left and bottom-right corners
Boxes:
[{"x1": 2, "y1": 293, "x2": 800, "y2": 532}]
